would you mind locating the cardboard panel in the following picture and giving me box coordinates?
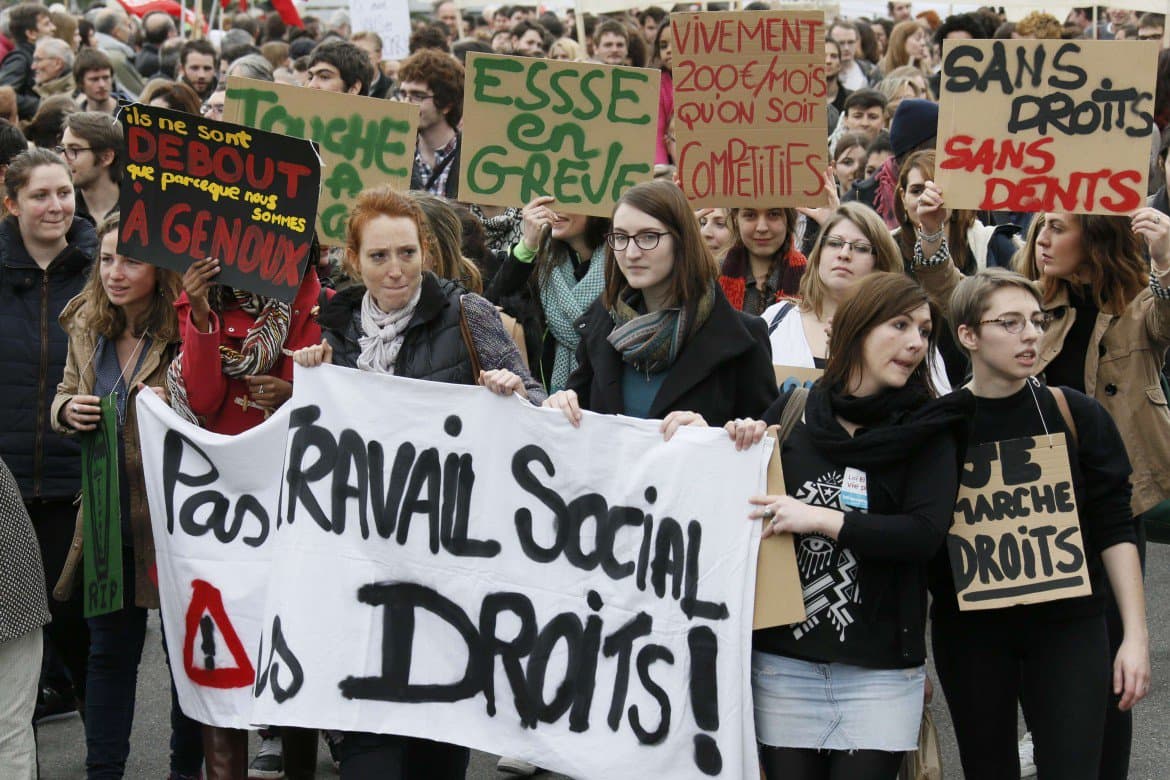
[224,76,418,246]
[948,433,1092,611]
[673,11,830,208]
[773,365,823,393]
[935,39,1159,215]
[458,53,659,218]
[118,103,321,303]
[754,430,808,629]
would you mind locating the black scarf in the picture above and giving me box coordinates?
[803,383,972,468]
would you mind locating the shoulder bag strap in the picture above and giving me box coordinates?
[775,386,810,444]
[1048,386,1078,448]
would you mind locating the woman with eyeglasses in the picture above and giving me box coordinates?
[0,148,97,740]
[915,198,1169,779]
[761,203,950,390]
[728,272,966,780]
[543,180,776,438]
[927,268,1148,780]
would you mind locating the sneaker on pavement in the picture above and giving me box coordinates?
[1018,732,1037,778]
[248,736,284,779]
[33,686,79,724]
[497,756,540,776]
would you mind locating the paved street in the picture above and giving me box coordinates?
[37,544,1170,779]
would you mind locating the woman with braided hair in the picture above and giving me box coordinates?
[168,251,324,778]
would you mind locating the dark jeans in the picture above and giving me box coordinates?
[29,498,90,700]
[84,551,203,777]
[932,610,1110,780]
[1100,519,1147,780]
[336,731,469,780]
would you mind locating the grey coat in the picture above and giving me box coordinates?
[0,456,50,644]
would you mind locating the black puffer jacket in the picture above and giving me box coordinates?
[320,273,476,385]
[0,215,98,498]
[0,40,38,120]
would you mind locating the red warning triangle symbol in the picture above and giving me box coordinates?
[183,579,256,689]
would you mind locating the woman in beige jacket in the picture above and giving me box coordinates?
[51,214,202,780]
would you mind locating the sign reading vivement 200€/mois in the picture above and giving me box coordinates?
[459,52,660,218]
[118,103,321,303]
[935,39,1159,215]
[673,11,829,208]
[224,76,419,246]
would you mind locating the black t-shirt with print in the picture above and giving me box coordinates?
[753,416,960,669]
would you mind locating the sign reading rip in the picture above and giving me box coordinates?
[947,433,1091,610]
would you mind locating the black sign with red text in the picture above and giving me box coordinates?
[118,103,321,303]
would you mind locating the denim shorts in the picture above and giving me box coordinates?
[752,651,925,751]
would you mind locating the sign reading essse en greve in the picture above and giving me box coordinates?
[935,39,1159,215]
[459,52,659,218]
[119,103,321,303]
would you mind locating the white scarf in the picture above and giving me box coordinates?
[356,286,422,374]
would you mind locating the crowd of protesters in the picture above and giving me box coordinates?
[0,1,1166,779]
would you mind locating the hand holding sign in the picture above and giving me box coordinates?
[749,495,844,539]
[519,195,557,252]
[916,180,947,236]
[1131,206,1170,267]
[64,393,104,432]
[291,341,333,368]
[182,257,220,332]
[724,418,767,451]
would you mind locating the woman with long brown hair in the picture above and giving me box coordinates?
[732,273,966,780]
[52,214,194,779]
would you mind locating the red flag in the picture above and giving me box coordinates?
[269,0,302,27]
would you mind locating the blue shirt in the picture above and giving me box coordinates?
[621,365,667,420]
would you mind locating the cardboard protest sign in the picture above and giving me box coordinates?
[673,11,829,208]
[948,433,1092,610]
[224,77,419,245]
[348,0,410,60]
[773,365,822,393]
[119,103,321,303]
[459,52,659,218]
[140,366,769,777]
[935,39,1159,215]
[754,430,807,630]
[137,394,290,727]
[81,394,122,617]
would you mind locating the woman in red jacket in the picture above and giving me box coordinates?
[166,253,324,779]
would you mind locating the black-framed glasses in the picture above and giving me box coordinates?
[823,235,874,255]
[394,89,434,103]
[605,231,670,251]
[53,145,92,161]
[978,315,1051,334]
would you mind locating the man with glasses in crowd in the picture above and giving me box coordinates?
[829,18,877,90]
[58,112,122,224]
[397,47,464,199]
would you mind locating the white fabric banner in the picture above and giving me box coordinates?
[139,364,768,779]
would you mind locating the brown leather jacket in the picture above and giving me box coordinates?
[917,261,1170,516]
[50,294,179,608]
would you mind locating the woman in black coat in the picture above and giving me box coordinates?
[544,180,777,434]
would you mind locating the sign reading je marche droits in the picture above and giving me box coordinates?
[118,103,321,303]
[935,39,1159,215]
[947,433,1091,611]
[459,52,660,218]
[673,11,829,208]
[224,76,419,246]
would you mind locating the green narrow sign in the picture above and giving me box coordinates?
[82,393,123,617]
